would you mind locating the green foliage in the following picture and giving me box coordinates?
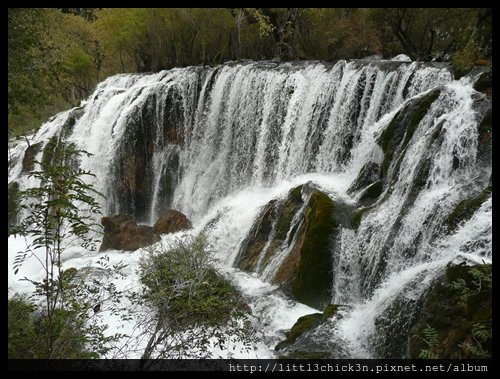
[8,296,37,358]
[8,294,97,359]
[8,9,101,137]
[9,141,128,359]
[13,141,103,270]
[138,234,256,359]
[9,262,129,359]
[415,264,492,359]
[418,325,440,359]
[452,27,487,74]
[447,265,492,299]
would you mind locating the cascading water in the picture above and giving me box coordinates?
[8,59,491,358]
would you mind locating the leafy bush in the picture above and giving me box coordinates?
[139,235,256,359]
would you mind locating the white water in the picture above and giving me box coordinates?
[8,60,490,358]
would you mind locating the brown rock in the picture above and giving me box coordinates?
[100,215,157,251]
[153,209,192,234]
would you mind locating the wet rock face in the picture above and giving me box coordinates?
[347,162,381,195]
[236,183,341,310]
[275,304,347,358]
[153,209,192,234]
[8,181,20,235]
[371,262,491,359]
[100,215,158,251]
[408,263,492,359]
[21,142,43,173]
[284,190,337,309]
[379,89,441,181]
[110,88,184,222]
[236,186,304,272]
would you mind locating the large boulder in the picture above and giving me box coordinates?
[275,304,347,358]
[153,209,192,235]
[277,190,337,309]
[237,183,347,309]
[100,215,158,251]
[236,185,304,272]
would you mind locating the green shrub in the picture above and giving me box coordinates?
[139,235,256,359]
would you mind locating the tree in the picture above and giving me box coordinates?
[8,9,102,137]
[138,235,256,361]
[11,140,122,358]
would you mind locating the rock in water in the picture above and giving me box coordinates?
[153,209,192,234]
[100,215,157,251]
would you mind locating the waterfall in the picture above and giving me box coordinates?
[8,59,491,358]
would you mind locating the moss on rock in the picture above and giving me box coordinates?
[278,351,331,359]
[237,185,304,272]
[289,191,337,309]
[41,136,59,170]
[239,185,345,309]
[447,184,491,233]
[8,181,20,235]
[275,313,323,350]
[373,295,420,358]
[380,90,440,179]
[402,90,440,149]
[348,162,382,195]
[21,142,42,173]
[323,303,341,320]
[351,205,374,230]
[275,303,343,353]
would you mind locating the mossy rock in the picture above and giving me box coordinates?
[476,107,492,166]
[402,91,440,148]
[323,303,341,320]
[41,136,59,170]
[348,162,381,194]
[275,303,343,354]
[8,181,20,235]
[373,295,420,358]
[21,142,43,173]
[289,191,337,309]
[61,267,79,283]
[351,205,374,230]
[472,69,492,94]
[380,90,440,179]
[447,184,491,233]
[275,313,324,350]
[408,263,491,359]
[412,158,431,190]
[60,108,83,139]
[110,87,185,221]
[358,181,383,205]
[236,185,304,272]
[477,108,491,144]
